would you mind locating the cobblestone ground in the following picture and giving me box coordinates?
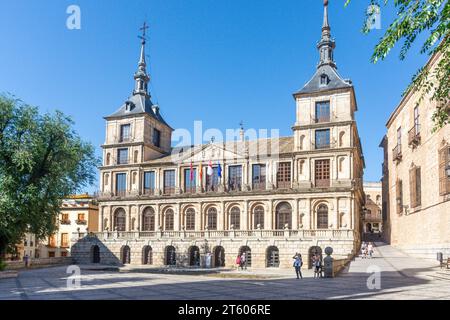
[1,242,449,300]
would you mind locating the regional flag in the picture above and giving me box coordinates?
[207,160,213,176]
[217,162,222,178]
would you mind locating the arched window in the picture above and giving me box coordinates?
[339,157,345,172]
[164,209,174,231]
[317,204,328,229]
[229,207,240,230]
[253,206,264,229]
[276,202,292,229]
[114,208,126,231]
[299,160,305,175]
[142,207,155,231]
[185,208,195,230]
[207,208,217,230]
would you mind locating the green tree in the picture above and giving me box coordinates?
[346,0,449,129]
[0,95,98,259]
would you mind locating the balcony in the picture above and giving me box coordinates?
[60,220,71,225]
[184,186,196,194]
[163,187,175,195]
[314,115,331,123]
[392,145,402,162]
[315,179,330,188]
[252,182,266,191]
[227,183,242,192]
[83,229,356,242]
[142,188,155,196]
[408,125,421,147]
[75,220,87,225]
[276,181,291,189]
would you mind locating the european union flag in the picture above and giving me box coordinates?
[217,162,222,178]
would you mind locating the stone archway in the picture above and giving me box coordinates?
[213,246,225,268]
[188,246,201,267]
[308,246,322,269]
[266,246,280,268]
[165,246,176,266]
[121,245,131,265]
[239,246,252,267]
[91,245,100,264]
[142,246,153,265]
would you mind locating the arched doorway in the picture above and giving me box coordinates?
[189,246,201,267]
[114,208,126,231]
[308,246,322,269]
[165,246,176,266]
[266,246,280,268]
[276,202,292,229]
[91,245,100,264]
[366,223,372,233]
[142,246,153,265]
[121,245,131,265]
[213,246,225,267]
[239,246,252,267]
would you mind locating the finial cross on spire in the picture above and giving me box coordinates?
[324,0,329,6]
[139,22,149,43]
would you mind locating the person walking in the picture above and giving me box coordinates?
[240,252,247,270]
[293,254,303,279]
[312,255,319,279]
[368,242,374,259]
[235,254,241,270]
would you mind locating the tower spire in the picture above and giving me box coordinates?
[133,22,150,96]
[317,0,336,69]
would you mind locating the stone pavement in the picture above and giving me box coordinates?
[1,242,449,300]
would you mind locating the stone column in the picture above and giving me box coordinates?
[155,205,161,230]
[266,200,273,230]
[292,200,298,229]
[242,201,248,230]
[175,203,181,231]
[109,206,113,231]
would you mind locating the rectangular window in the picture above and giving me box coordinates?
[315,159,330,188]
[77,213,85,221]
[61,233,69,248]
[48,252,55,258]
[315,129,331,149]
[48,235,56,248]
[153,128,161,148]
[120,124,131,142]
[396,179,403,214]
[117,148,129,165]
[397,127,402,148]
[228,166,242,191]
[61,213,69,223]
[164,170,175,195]
[439,146,450,195]
[206,167,219,192]
[315,101,330,123]
[184,168,197,193]
[116,173,127,196]
[277,162,291,189]
[143,171,155,195]
[409,166,422,208]
[252,164,266,190]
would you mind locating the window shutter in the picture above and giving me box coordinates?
[396,179,403,214]
[416,167,421,206]
[409,167,416,208]
[439,146,449,195]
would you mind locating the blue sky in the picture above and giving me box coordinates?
[0,0,430,193]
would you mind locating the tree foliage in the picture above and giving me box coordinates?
[346,0,449,129]
[0,95,98,257]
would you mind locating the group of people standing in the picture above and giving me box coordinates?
[361,242,374,259]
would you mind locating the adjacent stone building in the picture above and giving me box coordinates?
[72,2,365,268]
[362,182,382,234]
[40,195,99,258]
[381,50,450,260]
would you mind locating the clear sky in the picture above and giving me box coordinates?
[0,0,430,193]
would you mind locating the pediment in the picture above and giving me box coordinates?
[171,143,246,164]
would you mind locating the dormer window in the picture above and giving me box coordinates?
[125,101,135,112]
[320,74,330,86]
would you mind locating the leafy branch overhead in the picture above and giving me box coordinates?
[346,0,449,129]
[0,95,99,257]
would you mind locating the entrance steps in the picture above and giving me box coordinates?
[430,268,450,281]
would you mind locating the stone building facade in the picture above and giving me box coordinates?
[72,2,365,268]
[362,182,382,233]
[41,195,98,258]
[381,50,450,260]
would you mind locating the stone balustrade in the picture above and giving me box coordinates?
[72,229,356,242]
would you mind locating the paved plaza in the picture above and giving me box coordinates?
[1,243,449,300]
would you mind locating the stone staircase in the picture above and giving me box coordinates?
[430,268,450,281]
